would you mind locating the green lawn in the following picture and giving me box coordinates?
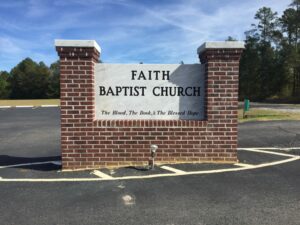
[238,109,300,122]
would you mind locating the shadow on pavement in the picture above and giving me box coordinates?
[0,155,61,171]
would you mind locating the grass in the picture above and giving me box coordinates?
[238,109,300,123]
[0,99,60,106]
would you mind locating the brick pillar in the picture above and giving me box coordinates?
[198,42,244,162]
[55,40,100,170]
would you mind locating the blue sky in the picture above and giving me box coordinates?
[0,0,290,71]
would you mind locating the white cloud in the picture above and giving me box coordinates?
[0,35,57,71]
[101,0,291,64]
[26,0,50,17]
[0,37,23,54]
[0,0,291,70]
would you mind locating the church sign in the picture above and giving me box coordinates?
[95,64,205,120]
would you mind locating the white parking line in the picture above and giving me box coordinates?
[0,161,60,169]
[0,148,299,182]
[160,166,186,174]
[0,106,11,108]
[239,148,297,158]
[239,147,300,150]
[1,156,299,182]
[253,156,300,168]
[91,170,113,179]
[234,163,254,168]
[52,161,62,166]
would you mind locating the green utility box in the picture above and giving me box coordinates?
[244,99,250,112]
[243,99,250,118]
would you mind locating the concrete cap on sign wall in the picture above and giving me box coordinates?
[197,41,245,55]
[54,39,101,53]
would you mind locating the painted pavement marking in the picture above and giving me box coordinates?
[240,147,300,150]
[51,161,62,166]
[0,161,61,169]
[160,165,186,174]
[234,163,254,168]
[238,148,297,158]
[0,148,299,182]
[91,170,113,179]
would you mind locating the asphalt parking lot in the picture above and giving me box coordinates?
[0,107,300,225]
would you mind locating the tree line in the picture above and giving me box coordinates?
[0,0,299,101]
[239,0,300,102]
[0,58,59,99]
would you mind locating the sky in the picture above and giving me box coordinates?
[0,0,291,71]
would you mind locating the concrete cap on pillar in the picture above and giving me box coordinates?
[54,39,101,53]
[197,41,244,55]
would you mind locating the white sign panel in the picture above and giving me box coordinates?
[94,64,205,120]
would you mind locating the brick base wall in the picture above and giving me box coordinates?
[56,43,243,170]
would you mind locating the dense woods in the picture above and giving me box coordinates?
[0,0,299,101]
[0,59,60,99]
[239,0,300,102]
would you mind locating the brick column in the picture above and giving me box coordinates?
[55,40,100,170]
[198,42,244,162]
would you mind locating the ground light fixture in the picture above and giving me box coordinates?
[149,145,158,170]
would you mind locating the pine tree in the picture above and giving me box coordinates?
[0,71,10,99]
[10,58,50,99]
